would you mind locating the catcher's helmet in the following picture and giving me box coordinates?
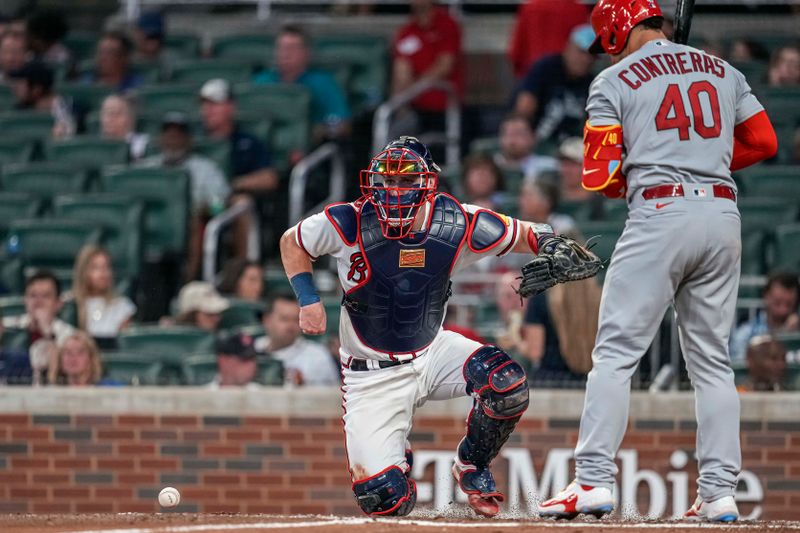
[589,0,663,55]
[360,136,440,239]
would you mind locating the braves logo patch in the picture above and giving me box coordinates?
[399,249,426,268]
[347,252,367,282]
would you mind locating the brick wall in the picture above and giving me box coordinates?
[0,389,798,519]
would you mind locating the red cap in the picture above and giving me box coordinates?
[589,0,663,55]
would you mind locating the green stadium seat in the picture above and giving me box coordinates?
[737,165,800,197]
[170,60,253,85]
[559,200,593,222]
[741,229,767,275]
[57,83,113,114]
[313,34,388,112]
[135,85,199,116]
[212,34,274,68]
[1,164,90,207]
[501,168,525,193]
[0,85,14,112]
[164,33,202,59]
[235,84,311,169]
[0,112,54,142]
[0,137,36,166]
[729,62,768,88]
[101,352,165,385]
[0,192,44,240]
[260,358,285,386]
[181,353,218,385]
[776,332,800,352]
[219,299,264,331]
[0,327,28,350]
[772,224,800,272]
[577,220,625,265]
[44,137,129,169]
[0,295,25,319]
[118,326,216,356]
[101,167,189,259]
[738,197,798,231]
[193,138,232,177]
[469,137,499,156]
[64,33,98,62]
[53,194,144,280]
[601,201,630,222]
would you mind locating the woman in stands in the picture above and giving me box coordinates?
[47,331,105,386]
[217,258,264,302]
[70,245,136,346]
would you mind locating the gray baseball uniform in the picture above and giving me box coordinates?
[574,39,764,502]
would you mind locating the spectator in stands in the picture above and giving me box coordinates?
[730,272,800,362]
[132,11,170,67]
[208,332,262,389]
[494,271,526,357]
[82,31,144,93]
[768,45,800,87]
[47,331,105,386]
[556,136,593,203]
[519,178,577,235]
[728,38,770,63]
[0,31,28,83]
[523,246,601,387]
[26,10,72,69]
[738,335,787,392]
[513,24,596,144]
[139,111,230,280]
[253,25,351,144]
[461,154,505,211]
[494,113,557,177]
[200,79,278,257]
[390,0,463,136]
[99,94,149,161]
[254,293,339,386]
[507,0,589,79]
[218,258,264,302]
[69,245,136,343]
[173,281,229,332]
[7,60,75,138]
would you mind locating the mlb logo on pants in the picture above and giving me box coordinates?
[693,188,707,198]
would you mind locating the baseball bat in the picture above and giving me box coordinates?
[672,0,696,45]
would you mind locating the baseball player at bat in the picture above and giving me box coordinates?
[280,136,599,517]
[538,0,778,522]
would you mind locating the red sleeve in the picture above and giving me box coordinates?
[730,110,778,171]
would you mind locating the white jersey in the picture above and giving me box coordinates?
[296,198,521,362]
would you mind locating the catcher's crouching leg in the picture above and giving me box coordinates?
[454,346,529,516]
[352,466,417,517]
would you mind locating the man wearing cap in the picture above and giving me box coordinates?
[7,60,75,138]
[139,113,230,280]
[513,24,597,143]
[208,333,263,389]
[556,137,592,202]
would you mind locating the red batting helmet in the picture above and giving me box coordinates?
[589,0,663,55]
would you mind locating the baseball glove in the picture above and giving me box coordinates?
[517,236,602,298]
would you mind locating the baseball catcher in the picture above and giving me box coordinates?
[280,136,599,517]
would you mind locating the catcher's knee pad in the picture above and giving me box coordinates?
[460,346,529,469]
[352,466,417,517]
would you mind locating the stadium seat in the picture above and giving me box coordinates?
[737,166,800,198]
[738,197,799,231]
[0,137,36,166]
[468,137,500,156]
[0,164,90,207]
[101,167,189,259]
[164,33,202,59]
[193,138,232,177]
[235,84,311,169]
[101,352,165,385]
[181,353,218,385]
[773,224,800,272]
[118,326,216,357]
[0,112,54,142]
[53,193,144,280]
[219,299,264,331]
[0,327,28,350]
[741,229,767,275]
[135,85,199,116]
[559,200,594,222]
[776,332,800,352]
[44,137,129,169]
[63,33,98,62]
[313,34,388,112]
[0,295,25,319]
[577,220,625,267]
[0,192,44,240]
[170,59,253,85]
[57,83,113,114]
[0,85,14,112]
[212,34,274,68]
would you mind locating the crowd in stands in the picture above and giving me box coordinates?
[0,1,798,390]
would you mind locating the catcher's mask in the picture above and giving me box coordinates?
[360,136,440,239]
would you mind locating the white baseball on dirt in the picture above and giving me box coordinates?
[158,487,181,508]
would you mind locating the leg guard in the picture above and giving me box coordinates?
[352,466,417,516]
[459,346,529,469]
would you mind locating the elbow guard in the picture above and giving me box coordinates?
[582,122,627,199]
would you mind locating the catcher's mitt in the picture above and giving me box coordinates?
[517,236,602,298]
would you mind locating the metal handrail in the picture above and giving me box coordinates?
[288,141,346,225]
[202,197,260,282]
[372,79,461,169]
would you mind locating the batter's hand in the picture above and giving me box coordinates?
[299,302,326,335]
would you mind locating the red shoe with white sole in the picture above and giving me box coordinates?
[452,457,503,517]
[537,480,614,519]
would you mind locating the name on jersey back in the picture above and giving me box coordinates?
[618,51,726,90]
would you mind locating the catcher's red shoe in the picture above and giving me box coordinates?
[537,480,614,519]
[452,458,503,518]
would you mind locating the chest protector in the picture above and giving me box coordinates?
[344,194,467,354]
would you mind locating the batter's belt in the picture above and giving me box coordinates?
[641,183,736,201]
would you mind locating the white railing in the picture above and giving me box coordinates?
[288,141,346,225]
[202,197,260,282]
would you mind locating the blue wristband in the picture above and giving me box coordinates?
[290,272,321,307]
